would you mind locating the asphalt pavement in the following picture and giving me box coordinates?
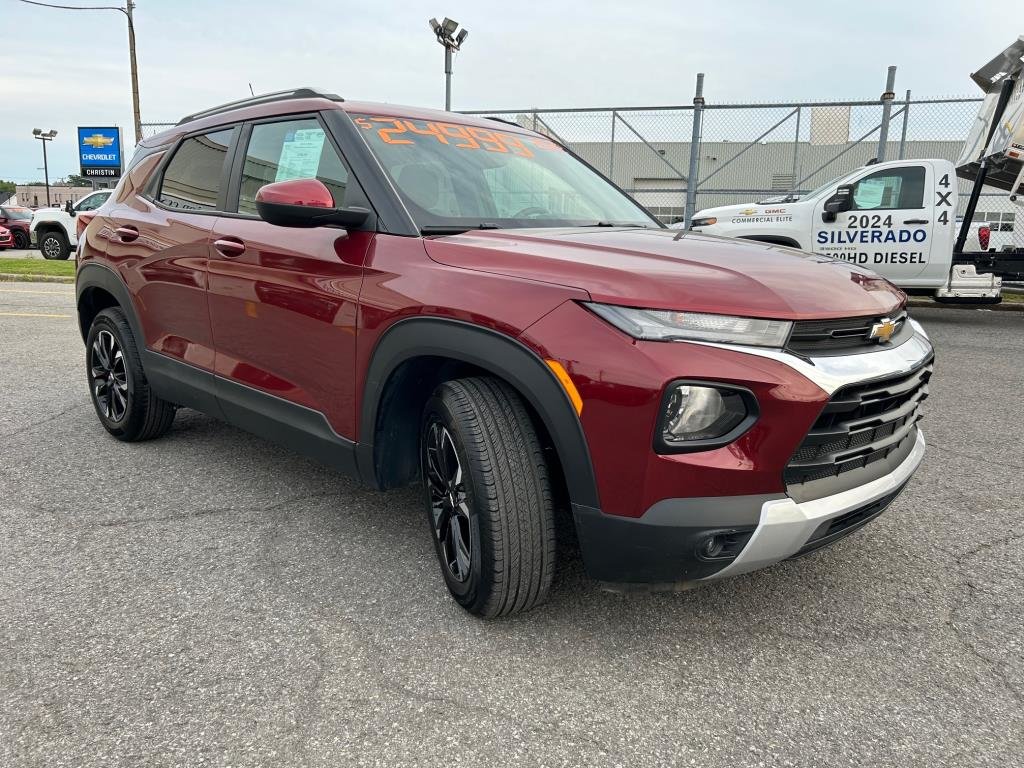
[1,285,1022,767]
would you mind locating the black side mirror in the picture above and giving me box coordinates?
[822,184,853,222]
[254,179,369,229]
[65,200,75,216]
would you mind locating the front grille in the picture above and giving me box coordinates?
[785,357,932,494]
[787,311,908,354]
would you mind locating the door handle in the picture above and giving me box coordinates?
[903,219,929,225]
[115,225,139,242]
[213,237,246,257]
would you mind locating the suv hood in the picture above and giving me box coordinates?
[424,228,903,320]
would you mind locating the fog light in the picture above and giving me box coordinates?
[700,535,725,558]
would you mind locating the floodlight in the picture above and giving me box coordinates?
[442,17,458,34]
[456,29,468,45]
[33,128,42,135]
[429,17,440,32]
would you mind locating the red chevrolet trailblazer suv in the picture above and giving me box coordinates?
[77,88,933,617]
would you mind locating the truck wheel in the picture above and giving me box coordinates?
[40,231,70,260]
[420,377,556,618]
[86,307,176,441]
[13,230,29,250]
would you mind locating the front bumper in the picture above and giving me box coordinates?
[573,428,923,585]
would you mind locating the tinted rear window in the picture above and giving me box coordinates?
[157,129,234,211]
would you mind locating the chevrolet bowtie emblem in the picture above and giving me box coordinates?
[869,317,897,343]
[83,134,115,149]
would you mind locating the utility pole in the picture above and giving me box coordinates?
[32,129,58,207]
[126,1,142,144]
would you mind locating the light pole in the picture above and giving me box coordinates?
[429,17,468,111]
[32,129,58,207]
[19,0,143,145]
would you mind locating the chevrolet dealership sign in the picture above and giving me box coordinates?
[77,127,123,178]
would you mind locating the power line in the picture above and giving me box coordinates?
[17,0,126,14]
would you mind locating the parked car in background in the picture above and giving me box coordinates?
[0,225,13,250]
[30,189,113,260]
[0,205,33,249]
[76,88,933,618]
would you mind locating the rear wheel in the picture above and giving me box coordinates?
[39,230,69,260]
[420,377,556,618]
[86,307,176,441]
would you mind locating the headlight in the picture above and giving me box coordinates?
[690,216,717,227]
[657,382,756,452]
[586,303,792,347]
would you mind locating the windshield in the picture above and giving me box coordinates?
[352,114,659,232]
[3,207,33,220]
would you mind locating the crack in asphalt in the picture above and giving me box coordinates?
[947,530,1024,706]
[0,402,89,440]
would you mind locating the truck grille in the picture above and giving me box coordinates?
[787,311,908,354]
[785,357,932,494]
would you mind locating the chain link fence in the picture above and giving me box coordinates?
[142,75,1022,250]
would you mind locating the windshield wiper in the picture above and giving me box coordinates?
[577,221,651,228]
[420,223,502,235]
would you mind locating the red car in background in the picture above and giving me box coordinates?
[75,88,932,618]
[0,206,33,249]
[0,225,13,249]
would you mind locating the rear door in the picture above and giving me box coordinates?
[811,162,935,283]
[207,115,373,440]
[102,126,236,372]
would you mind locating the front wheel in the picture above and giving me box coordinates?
[12,229,30,250]
[39,230,70,260]
[421,377,556,618]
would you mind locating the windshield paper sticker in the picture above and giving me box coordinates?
[275,128,326,182]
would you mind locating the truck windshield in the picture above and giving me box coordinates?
[352,113,658,233]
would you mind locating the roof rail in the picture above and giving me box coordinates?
[484,116,529,130]
[176,87,344,126]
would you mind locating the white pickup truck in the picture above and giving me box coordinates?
[682,157,1003,301]
[30,189,112,260]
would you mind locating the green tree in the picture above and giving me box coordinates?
[64,174,91,186]
[0,179,15,198]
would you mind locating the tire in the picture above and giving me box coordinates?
[12,229,29,250]
[39,230,70,260]
[85,307,176,441]
[420,377,556,618]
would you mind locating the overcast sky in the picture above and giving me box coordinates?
[0,0,1012,183]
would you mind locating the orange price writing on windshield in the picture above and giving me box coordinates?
[353,116,561,157]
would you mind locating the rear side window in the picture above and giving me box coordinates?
[157,128,234,211]
[236,119,349,215]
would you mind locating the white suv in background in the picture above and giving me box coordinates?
[30,189,112,260]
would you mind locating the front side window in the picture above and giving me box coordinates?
[76,191,111,211]
[236,119,349,215]
[157,128,234,212]
[851,166,925,210]
[352,113,657,232]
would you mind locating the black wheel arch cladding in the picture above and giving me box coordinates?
[359,317,600,511]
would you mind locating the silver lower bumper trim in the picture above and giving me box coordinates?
[704,428,926,580]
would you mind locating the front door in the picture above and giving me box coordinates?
[207,116,372,440]
[812,162,935,283]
